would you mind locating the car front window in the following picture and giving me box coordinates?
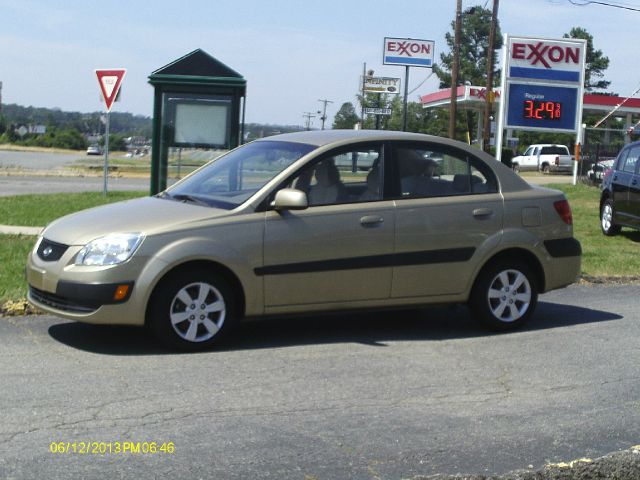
[163,141,315,209]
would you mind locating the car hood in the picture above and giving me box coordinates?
[42,196,230,245]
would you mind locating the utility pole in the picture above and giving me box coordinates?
[448,0,462,140]
[360,63,367,126]
[482,0,499,153]
[317,99,333,130]
[0,81,3,115]
[302,112,316,130]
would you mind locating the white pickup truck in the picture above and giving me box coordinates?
[511,144,574,174]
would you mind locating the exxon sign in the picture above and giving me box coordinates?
[383,38,435,67]
[508,37,585,84]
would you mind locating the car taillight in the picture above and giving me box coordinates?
[555,156,560,166]
[554,199,573,225]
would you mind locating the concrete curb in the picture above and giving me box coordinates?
[0,224,42,235]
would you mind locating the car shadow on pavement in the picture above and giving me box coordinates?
[46,300,623,355]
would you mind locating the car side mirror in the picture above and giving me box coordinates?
[273,188,308,211]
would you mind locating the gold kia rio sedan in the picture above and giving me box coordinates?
[26,131,581,350]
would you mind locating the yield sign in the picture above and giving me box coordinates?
[95,69,126,111]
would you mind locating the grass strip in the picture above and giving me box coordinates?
[0,191,147,227]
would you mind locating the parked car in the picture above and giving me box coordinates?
[86,144,103,156]
[600,141,640,235]
[26,131,581,351]
[587,159,614,184]
[511,144,574,174]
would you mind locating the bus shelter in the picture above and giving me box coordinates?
[148,49,246,194]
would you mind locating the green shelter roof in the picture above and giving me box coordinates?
[148,49,246,88]
[151,49,243,78]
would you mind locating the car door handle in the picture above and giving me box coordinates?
[473,208,494,218]
[360,215,384,226]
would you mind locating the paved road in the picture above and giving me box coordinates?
[0,149,574,198]
[0,150,151,196]
[1,283,638,479]
[0,150,82,170]
[0,174,150,196]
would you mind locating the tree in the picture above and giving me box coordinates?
[563,27,610,92]
[434,5,503,88]
[432,5,502,143]
[332,102,360,129]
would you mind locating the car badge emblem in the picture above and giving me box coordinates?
[42,246,53,257]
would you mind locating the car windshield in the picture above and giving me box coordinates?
[162,140,315,209]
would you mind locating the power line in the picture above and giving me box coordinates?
[567,0,640,11]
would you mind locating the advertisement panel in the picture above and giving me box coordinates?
[507,38,584,83]
[383,38,435,67]
[499,35,586,133]
[362,76,401,94]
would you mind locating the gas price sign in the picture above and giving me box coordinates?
[523,100,561,121]
[506,83,578,132]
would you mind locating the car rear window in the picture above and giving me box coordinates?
[540,146,567,155]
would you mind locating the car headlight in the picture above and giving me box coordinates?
[75,233,144,266]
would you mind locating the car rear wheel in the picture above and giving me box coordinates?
[149,269,236,351]
[541,164,550,174]
[470,260,538,331]
[600,199,621,236]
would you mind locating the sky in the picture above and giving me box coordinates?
[0,0,638,128]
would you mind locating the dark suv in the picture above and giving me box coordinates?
[600,141,640,235]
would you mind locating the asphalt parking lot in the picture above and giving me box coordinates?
[1,283,639,479]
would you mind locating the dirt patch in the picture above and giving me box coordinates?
[412,445,640,479]
[0,299,40,316]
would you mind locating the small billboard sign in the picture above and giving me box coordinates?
[383,38,435,67]
[362,76,401,94]
[364,107,392,116]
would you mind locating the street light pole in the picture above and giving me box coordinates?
[448,0,462,140]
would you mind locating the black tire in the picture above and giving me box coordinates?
[148,268,236,351]
[600,198,621,236]
[512,163,520,174]
[541,163,550,174]
[470,260,538,331]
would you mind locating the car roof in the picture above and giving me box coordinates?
[255,129,458,148]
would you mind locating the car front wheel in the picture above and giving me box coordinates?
[470,260,538,331]
[149,269,236,351]
[601,199,621,236]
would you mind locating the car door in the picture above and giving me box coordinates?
[390,142,503,298]
[611,145,639,223]
[628,146,640,226]
[261,144,395,310]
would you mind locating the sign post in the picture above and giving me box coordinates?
[383,38,434,131]
[496,36,586,184]
[95,69,126,195]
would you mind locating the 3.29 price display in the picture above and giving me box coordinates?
[523,100,562,121]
